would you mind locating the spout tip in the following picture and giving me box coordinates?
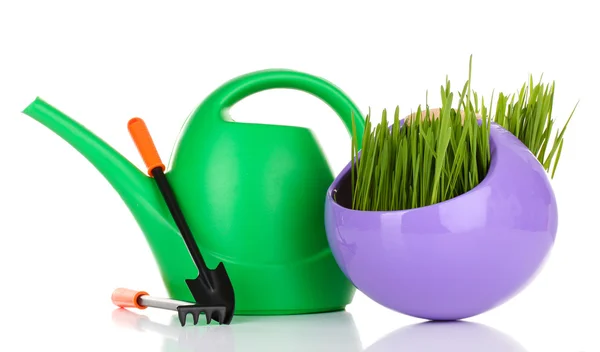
[21,96,46,115]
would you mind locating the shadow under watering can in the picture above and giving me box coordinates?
[21,69,366,315]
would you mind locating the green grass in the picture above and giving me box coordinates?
[493,76,578,178]
[347,59,575,212]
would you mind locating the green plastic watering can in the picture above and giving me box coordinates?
[22,69,365,315]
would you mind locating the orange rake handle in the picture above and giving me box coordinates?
[127,117,165,176]
[111,288,149,310]
[111,288,192,312]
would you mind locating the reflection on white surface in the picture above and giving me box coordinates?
[112,309,527,351]
[112,308,363,351]
[366,321,528,352]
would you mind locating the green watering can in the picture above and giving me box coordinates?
[22,69,366,315]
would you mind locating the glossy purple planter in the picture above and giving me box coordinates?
[325,121,557,320]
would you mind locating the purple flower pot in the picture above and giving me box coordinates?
[324,121,557,320]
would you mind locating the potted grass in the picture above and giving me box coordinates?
[325,59,576,321]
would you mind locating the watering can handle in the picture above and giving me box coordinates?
[204,69,366,148]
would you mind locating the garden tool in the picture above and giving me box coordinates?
[112,287,221,326]
[127,117,234,325]
[21,69,365,315]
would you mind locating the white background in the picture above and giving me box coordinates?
[1,0,599,351]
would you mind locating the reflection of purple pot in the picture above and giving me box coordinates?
[325,121,557,320]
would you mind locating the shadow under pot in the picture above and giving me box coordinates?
[324,121,558,321]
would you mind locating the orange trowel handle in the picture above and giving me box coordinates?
[127,117,165,176]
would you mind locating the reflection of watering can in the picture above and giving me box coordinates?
[112,309,362,352]
[22,69,366,315]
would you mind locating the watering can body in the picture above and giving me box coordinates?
[22,69,365,315]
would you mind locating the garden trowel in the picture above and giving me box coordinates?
[127,117,235,325]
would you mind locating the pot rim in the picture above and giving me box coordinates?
[327,121,510,214]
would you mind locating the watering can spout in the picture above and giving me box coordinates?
[21,97,157,216]
[21,98,196,296]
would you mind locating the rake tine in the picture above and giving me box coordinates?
[178,310,188,326]
[192,311,200,325]
[217,309,226,324]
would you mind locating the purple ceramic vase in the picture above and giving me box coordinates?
[324,121,557,320]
